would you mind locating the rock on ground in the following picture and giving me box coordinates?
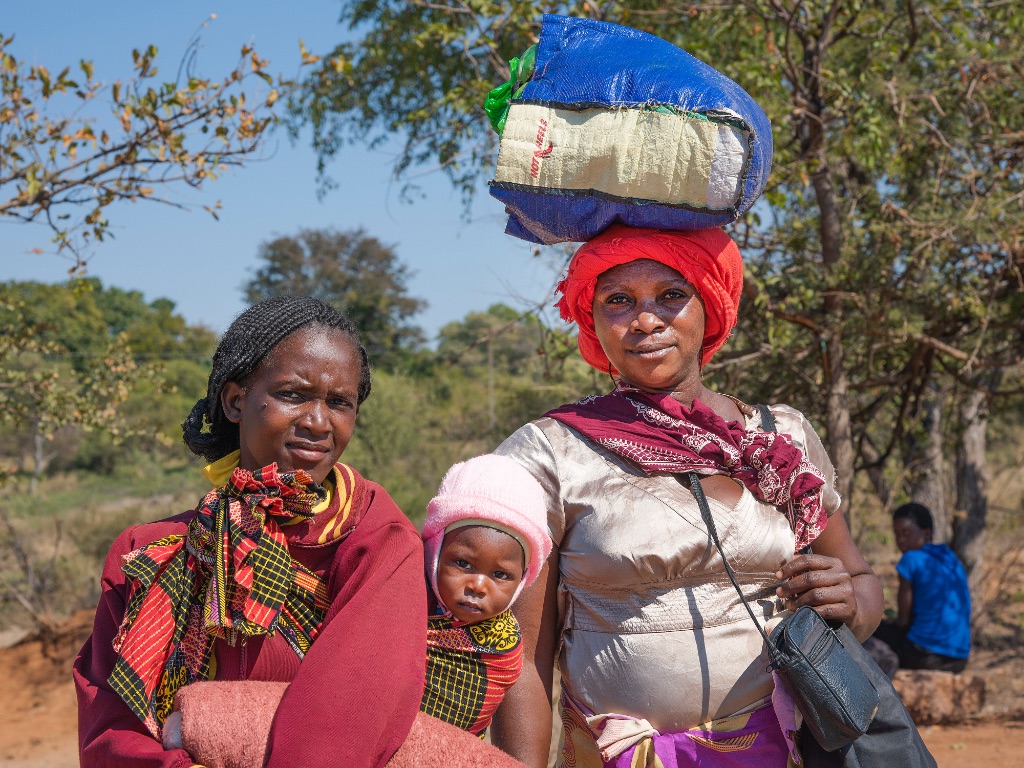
[893,669,986,725]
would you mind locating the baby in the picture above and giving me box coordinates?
[419,453,551,737]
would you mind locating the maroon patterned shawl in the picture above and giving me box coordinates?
[546,388,828,549]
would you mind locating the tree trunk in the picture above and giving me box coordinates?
[31,426,47,495]
[951,385,991,602]
[811,163,855,528]
[907,386,949,541]
[860,440,893,512]
[823,332,855,526]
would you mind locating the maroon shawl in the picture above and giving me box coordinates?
[546,388,828,549]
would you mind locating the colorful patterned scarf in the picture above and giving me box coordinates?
[546,388,828,549]
[421,609,523,736]
[109,464,331,737]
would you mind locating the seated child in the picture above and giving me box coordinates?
[419,453,551,737]
[872,502,971,673]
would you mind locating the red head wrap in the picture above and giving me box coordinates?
[555,225,744,371]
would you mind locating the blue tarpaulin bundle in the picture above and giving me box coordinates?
[487,15,773,245]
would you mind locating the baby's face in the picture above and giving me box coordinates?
[435,525,525,624]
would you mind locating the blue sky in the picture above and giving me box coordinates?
[1,2,562,341]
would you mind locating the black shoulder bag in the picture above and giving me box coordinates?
[680,404,937,767]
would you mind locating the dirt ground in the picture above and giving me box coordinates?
[2,613,1021,768]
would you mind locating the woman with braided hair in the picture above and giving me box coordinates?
[74,296,435,768]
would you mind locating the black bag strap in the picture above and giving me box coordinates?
[679,404,782,664]
[683,471,779,664]
[755,402,776,433]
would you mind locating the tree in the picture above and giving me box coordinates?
[286,1,507,202]
[0,278,219,628]
[243,228,427,368]
[437,303,570,431]
[1,30,282,267]
[90,285,215,365]
[438,304,538,375]
[0,279,217,477]
[292,2,1024,583]
[1,26,283,465]
[0,293,136,626]
[73,281,217,467]
[0,28,286,630]
[0,290,140,491]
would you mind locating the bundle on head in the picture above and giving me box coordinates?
[487,14,773,245]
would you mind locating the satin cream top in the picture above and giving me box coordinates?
[495,403,840,732]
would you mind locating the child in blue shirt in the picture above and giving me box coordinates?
[873,502,971,672]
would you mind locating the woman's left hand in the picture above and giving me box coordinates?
[774,512,883,641]
[775,552,859,625]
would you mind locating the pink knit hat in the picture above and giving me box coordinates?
[423,454,552,613]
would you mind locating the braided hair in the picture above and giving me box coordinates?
[182,296,371,462]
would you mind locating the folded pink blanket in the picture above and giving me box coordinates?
[178,681,286,768]
[175,680,527,768]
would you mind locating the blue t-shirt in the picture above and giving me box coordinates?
[896,543,971,659]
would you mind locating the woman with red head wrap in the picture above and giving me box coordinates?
[489,226,883,768]
[556,224,744,371]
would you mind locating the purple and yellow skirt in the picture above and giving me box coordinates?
[559,685,798,768]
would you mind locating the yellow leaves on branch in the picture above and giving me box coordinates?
[61,125,96,147]
[250,50,270,74]
[34,64,51,93]
[299,39,321,66]
[1,33,281,259]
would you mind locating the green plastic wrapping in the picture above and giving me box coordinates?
[483,44,537,135]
